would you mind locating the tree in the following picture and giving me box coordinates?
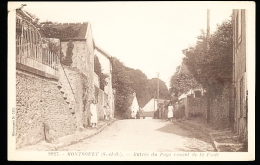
[170,64,201,96]
[182,18,233,95]
[126,67,171,108]
[62,40,74,66]
[147,78,171,101]
[111,57,133,119]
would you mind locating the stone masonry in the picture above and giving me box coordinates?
[16,70,77,149]
[210,82,231,129]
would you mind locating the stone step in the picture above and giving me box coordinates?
[63,93,67,99]
[69,102,72,109]
[60,87,64,93]
[57,82,62,88]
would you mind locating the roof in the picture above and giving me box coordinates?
[140,111,154,117]
[128,93,139,106]
[95,45,112,59]
[142,98,170,112]
[178,61,190,74]
[40,22,88,41]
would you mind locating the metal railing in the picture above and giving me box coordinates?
[16,16,59,78]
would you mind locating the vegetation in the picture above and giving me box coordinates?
[170,18,233,97]
[111,57,133,119]
[111,57,170,119]
[61,40,74,66]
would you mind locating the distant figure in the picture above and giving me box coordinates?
[90,99,98,128]
[103,105,107,120]
[131,111,136,119]
[136,111,140,119]
[106,103,111,120]
[168,103,174,122]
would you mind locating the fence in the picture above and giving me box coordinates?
[16,16,59,78]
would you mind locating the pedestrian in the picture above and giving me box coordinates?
[103,105,107,120]
[168,103,174,122]
[90,99,98,128]
[105,103,110,120]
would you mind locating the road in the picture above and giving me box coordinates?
[59,119,215,152]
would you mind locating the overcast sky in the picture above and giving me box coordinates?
[10,2,236,88]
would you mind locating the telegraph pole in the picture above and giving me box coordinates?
[206,9,210,124]
[157,72,160,118]
[154,91,156,112]
[157,72,159,101]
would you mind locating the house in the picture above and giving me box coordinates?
[40,21,98,124]
[129,92,140,118]
[141,98,169,119]
[142,98,166,112]
[140,111,154,119]
[94,45,115,119]
[232,9,247,141]
[41,21,95,77]
[15,9,99,149]
[174,59,205,119]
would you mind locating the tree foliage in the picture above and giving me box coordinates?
[62,40,74,66]
[111,57,133,119]
[111,57,170,118]
[172,18,233,96]
[170,68,201,96]
[126,68,170,108]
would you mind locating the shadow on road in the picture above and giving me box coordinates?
[156,122,211,144]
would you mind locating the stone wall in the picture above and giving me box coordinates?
[210,82,231,129]
[16,70,77,149]
[187,95,207,118]
[62,66,93,128]
[94,85,109,121]
[184,83,231,129]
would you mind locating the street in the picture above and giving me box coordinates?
[59,119,215,152]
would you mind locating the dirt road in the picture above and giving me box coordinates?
[59,119,214,152]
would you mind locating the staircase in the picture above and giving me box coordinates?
[57,64,76,112]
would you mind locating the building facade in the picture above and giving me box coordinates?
[232,9,247,141]
[94,45,115,119]
[15,9,100,149]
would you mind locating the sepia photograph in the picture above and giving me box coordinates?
[8,1,255,161]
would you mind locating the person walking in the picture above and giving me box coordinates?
[168,103,174,122]
[90,99,98,128]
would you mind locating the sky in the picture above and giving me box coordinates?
[10,2,234,88]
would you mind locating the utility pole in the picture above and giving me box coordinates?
[206,9,210,124]
[154,91,156,112]
[157,72,159,101]
[157,72,160,118]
